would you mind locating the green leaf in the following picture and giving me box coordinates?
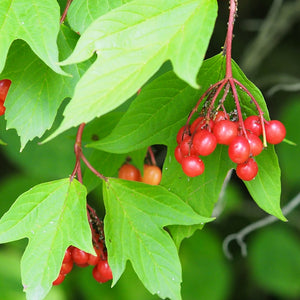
[68,0,133,34]
[0,0,65,75]
[0,179,94,300]
[103,178,212,300]
[162,145,234,246]
[2,25,89,149]
[87,55,225,153]
[46,0,218,140]
[244,146,286,221]
[0,138,7,145]
[231,60,285,221]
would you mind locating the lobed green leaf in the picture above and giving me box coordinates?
[103,178,212,300]
[0,0,64,75]
[45,0,218,141]
[0,179,94,300]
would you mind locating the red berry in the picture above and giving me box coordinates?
[244,116,262,136]
[214,111,228,122]
[265,120,286,144]
[0,79,11,103]
[63,247,72,263]
[228,136,250,164]
[213,120,238,145]
[192,129,217,156]
[190,117,204,133]
[0,104,6,116]
[176,125,190,144]
[236,158,258,181]
[247,133,263,156]
[174,145,183,163]
[93,260,113,283]
[118,164,141,181]
[60,261,73,275]
[181,156,205,177]
[141,165,162,185]
[180,136,198,156]
[88,253,100,266]
[71,247,89,265]
[53,273,65,286]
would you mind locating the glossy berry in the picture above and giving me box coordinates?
[228,136,250,164]
[244,115,262,136]
[247,133,263,156]
[192,129,217,156]
[174,145,183,163]
[53,273,65,286]
[0,104,5,116]
[190,117,204,133]
[265,120,286,144]
[213,120,238,145]
[181,156,205,177]
[60,261,73,275]
[180,136,198,156]
[88,253,100,266]
[214,111,229,123]
[236,158,258,181]
[142,165,162,185]
[118,164,141,181]
[63,247,72,263]
[176,125,190,144]
[0,79,11,103]
[93,260,113,283]
[71,247,89,265]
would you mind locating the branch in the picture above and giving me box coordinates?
[222,192,300,259]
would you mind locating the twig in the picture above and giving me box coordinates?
[222,192,300,259]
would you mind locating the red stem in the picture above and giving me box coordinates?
[147,147,157,166]
[225,0,237,79]
[60,0,73,24]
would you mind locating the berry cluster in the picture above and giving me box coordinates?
[175,112,286,181]
[0,79,11,116]
[118,163,162,185]
[53,206,112,286]
[53,245,112,285]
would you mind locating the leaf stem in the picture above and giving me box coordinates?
[60,0,73,24]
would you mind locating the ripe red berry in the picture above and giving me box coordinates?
[265,120,286,144]
[180,136,198,156]
[174,145,183,163]
[88,253,100,266]
[228,136,250,164]
[214,111,229,123]
[63,247,72,263]
[0,104,6,116]
[141,165,162,185]
[60,261,73,275]
[0,79,11,103]
[181,156,205,177]
[213,120,238,145]
[236,158,258,181]
[118,164,141,181]
[71,247,89,265]
[93,260,113,283]
[176,125,190,144]
[53,273,65,286]
[247,133,263,156]
[190,117,204,133]
[244,115,262,136]
[192,129,217,156]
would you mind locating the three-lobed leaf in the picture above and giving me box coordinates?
[45,0,218,141]
[0,178,94,300]
[0,0,64,75]
[103,178,212,300]
[1,25,90,149]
